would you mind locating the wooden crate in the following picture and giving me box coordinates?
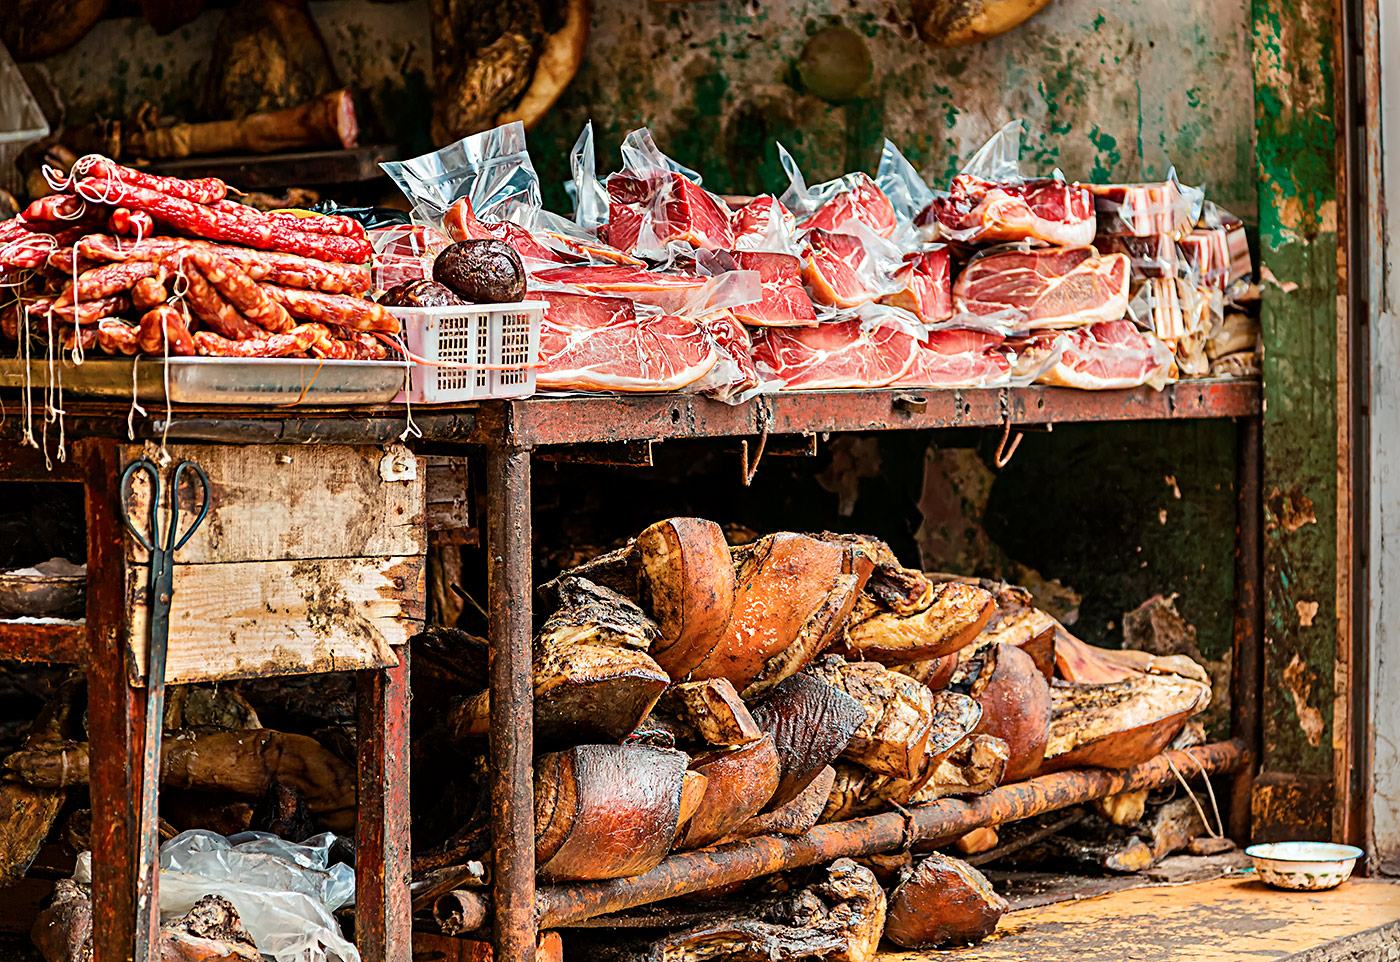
[120,442,425,684]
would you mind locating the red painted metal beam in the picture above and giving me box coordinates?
[357,651,413,962]
[0,621,85,665]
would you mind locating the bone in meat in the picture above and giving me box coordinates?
[658,679,763,748]
[636,517,737,678]
[950,643,1051,783]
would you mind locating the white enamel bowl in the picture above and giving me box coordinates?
[1244,841,1365,891]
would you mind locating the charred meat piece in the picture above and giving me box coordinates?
[950,643,1051,783]
[689,533,872,697]
[534,744,688,881]
[658,678,763,748]
[637,518,737,678]
[884,853,1007,948]
[434,239,526,303]
[674,734,781,850]
[804,656,936,780]
[751,673,867,810]
[721,765,836,843]
[834,578,995,664]
[1041,673,1210,773]
[538,576,660,650]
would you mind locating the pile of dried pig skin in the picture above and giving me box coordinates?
[413,519,1213,956]
[0,157,397,360]
[383,120,1260,400]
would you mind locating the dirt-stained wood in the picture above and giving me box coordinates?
[120,443,425,565]
[125,555,422,683]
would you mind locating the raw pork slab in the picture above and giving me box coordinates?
[729,250,817,327]
[953,247,1130,329]
[879,249,953,323]
[800,173,897,238]
[894,329,1010,388]
[1011,320,1173,390]
[443,197,574,266]
[607,170,734,253]
[917,175,1095,247]
[533,265,709,313]
[753,319,920,390]
[537,291,719,393]
[801,229,878,309]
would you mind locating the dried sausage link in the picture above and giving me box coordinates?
[185,249,293,333]
[193,323,327,358]
[95,318,140,355]
[53,261,163,308]
[77,157,227,204]
[22,195,86,223]
[137,304,197,356]
[132,276,170,310]
[76,236,372,294]
[210,201,367,239]
[260,284,399,334]
[72,179,372,263]
[176,259,263,341]
[37,294,131,327]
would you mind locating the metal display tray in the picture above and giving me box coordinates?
[0,357,406,405]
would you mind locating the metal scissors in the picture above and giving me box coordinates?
[119,456,211,959]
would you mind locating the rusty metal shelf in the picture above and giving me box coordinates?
[0,619,85,664]
[4,379,1260,449]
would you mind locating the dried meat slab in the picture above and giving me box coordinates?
[1011,320,1173,390]
[917,175,1095,247]
[953,246,1131,328]
[800,173,898,238]
[606,170,735,252]
[801,229,879,309]
[879,248,953,322]
[753,319,920,390]
[1088,180,1199,240]
[893,328,1011,388]
[536,291,719,393]
[1041,672,1210,773]
[884,853,1007,948]
[729,250,818,326]
[533,265,709,313]
[733,195,796,249]
[750,672,868,809]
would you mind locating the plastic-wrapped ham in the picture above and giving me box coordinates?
[694,309,763,402]
[799,173,898,239]
[753,318,920,390]
[443,196,576,266]
[606,170,734,253]
[801,229,880,309]
[732,196,796,250]
[953,247,1131,329]
[917,175,1096,248]
[532,265,711,313]
[1009,320,1174,390]
[879,249,952,323]
[728,250,817,327]
[536,291,719,393]
[894,329,1010,388]
[1087,179,1204,240]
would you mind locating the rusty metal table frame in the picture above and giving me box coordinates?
[0,379,1263,962]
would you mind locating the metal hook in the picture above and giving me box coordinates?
[994,391,1022,468]
[741,397,773,486]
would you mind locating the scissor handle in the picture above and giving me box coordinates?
[167,460,212,552]
[118,458,161,554]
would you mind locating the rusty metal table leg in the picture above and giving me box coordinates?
[486,444,535,962]
[1230,417,1263,841]
[81,438,156,962]
[357,650,412,962]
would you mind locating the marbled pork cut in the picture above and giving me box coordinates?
[880,249,953,322]
[606,170,734,252]
[729,250,817,326]
[533,265,709,313]
[753,319,920,390]
[917,175,1096,247]
[895,329,1010,388]
[800,173,898,238]
[537,291,719,392]
[732,195,796,249]
[953,247,1131,328]
[801,229,878,309]
[1011,320,1173,390]
[696,309,762,400]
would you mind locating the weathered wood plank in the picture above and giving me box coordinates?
[1251,0,1348,839]
[120,443,425,565]
[125,555,423,684]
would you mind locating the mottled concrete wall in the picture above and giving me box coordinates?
[36,0,1253,213]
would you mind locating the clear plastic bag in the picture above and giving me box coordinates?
[1086,169,1204,240]
[605,128,734,257]
[875,139,936,231]
[368,223,452,289]
[381,121,541,231]
[567,121,610,231]
[959,119,1025,184]
[776,144,898,241]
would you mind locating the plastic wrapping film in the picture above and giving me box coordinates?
[1087,170,1204,241]
[368,224,451,289]
[951,242,1132,331]
[1181,201,1252,301]
[605,128,734,257]
[75,830,357,962]
[381,122,541,232]
[1008,320,1175,391]
[567,121,611,231]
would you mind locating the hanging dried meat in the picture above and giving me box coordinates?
[750,672,868,809]
[834,574,995,664]
[1041,672,1210,773]
[673,734,781,849]
[883,853,1008,948]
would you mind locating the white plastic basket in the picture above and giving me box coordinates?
[389,300,543,403]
